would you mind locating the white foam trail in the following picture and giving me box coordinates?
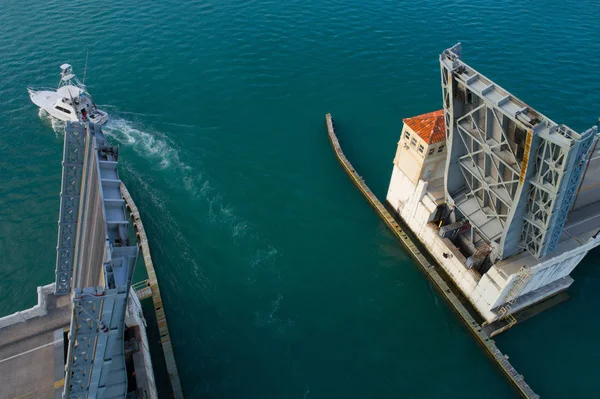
[269,294,283,319]
[104,117,189,171]
[108,118,279,270]
[255,293,295,334]
[120,162,214,296]
[37,108,65,134]
[255,294,282,326]
[250,245,282,280]
[183,173,251,236]
[105,117,244,232]
[251,246,279,268]
[233,221,248,238]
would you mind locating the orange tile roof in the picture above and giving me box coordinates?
[403,109,446,145]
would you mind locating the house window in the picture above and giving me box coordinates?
[428,148,435,155]
[405,132,411,140]
[438,144,445,152]
[418,144,424,154]
[411,138,417,147]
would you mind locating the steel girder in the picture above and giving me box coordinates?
[522,126,597,257]
[55,123,87,295]
[440,44,598,260]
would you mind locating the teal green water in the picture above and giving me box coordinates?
[1,1,599,398]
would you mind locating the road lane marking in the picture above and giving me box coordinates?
[0,339,61,364]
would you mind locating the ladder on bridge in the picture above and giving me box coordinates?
[132,280,153,300]
[487,267,532,335]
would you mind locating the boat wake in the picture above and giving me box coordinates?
[106,118,281,286]
[104,117,255,240]
[120,162,214,297]
[255,293,295,334]
[37,108,65,134]
[104,117,188,171]
[251,246,279,269]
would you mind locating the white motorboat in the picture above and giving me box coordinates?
[28,64,108,125]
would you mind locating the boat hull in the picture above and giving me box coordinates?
[28,88,109,126]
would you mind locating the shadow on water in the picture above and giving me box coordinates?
[141,299,175,398]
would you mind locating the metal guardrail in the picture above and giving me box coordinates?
[132,280,153,300]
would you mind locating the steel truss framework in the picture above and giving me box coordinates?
[522,127,597,258]
[453,103,524,244]
[440,44,598,260]
[55,124,87,295]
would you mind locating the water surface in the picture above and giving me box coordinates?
[0,1,598,398]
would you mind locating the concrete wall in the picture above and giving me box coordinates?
[126,289,158,399]
[0,283,55,329]
[394,126,424,185]
[387,161,600,321]
[394,125,446,185]
[387,165,511,320]
[420,142,446,182]
[508,241,596,301]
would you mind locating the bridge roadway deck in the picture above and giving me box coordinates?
[325,113,539,399]
[0,293,70,399]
